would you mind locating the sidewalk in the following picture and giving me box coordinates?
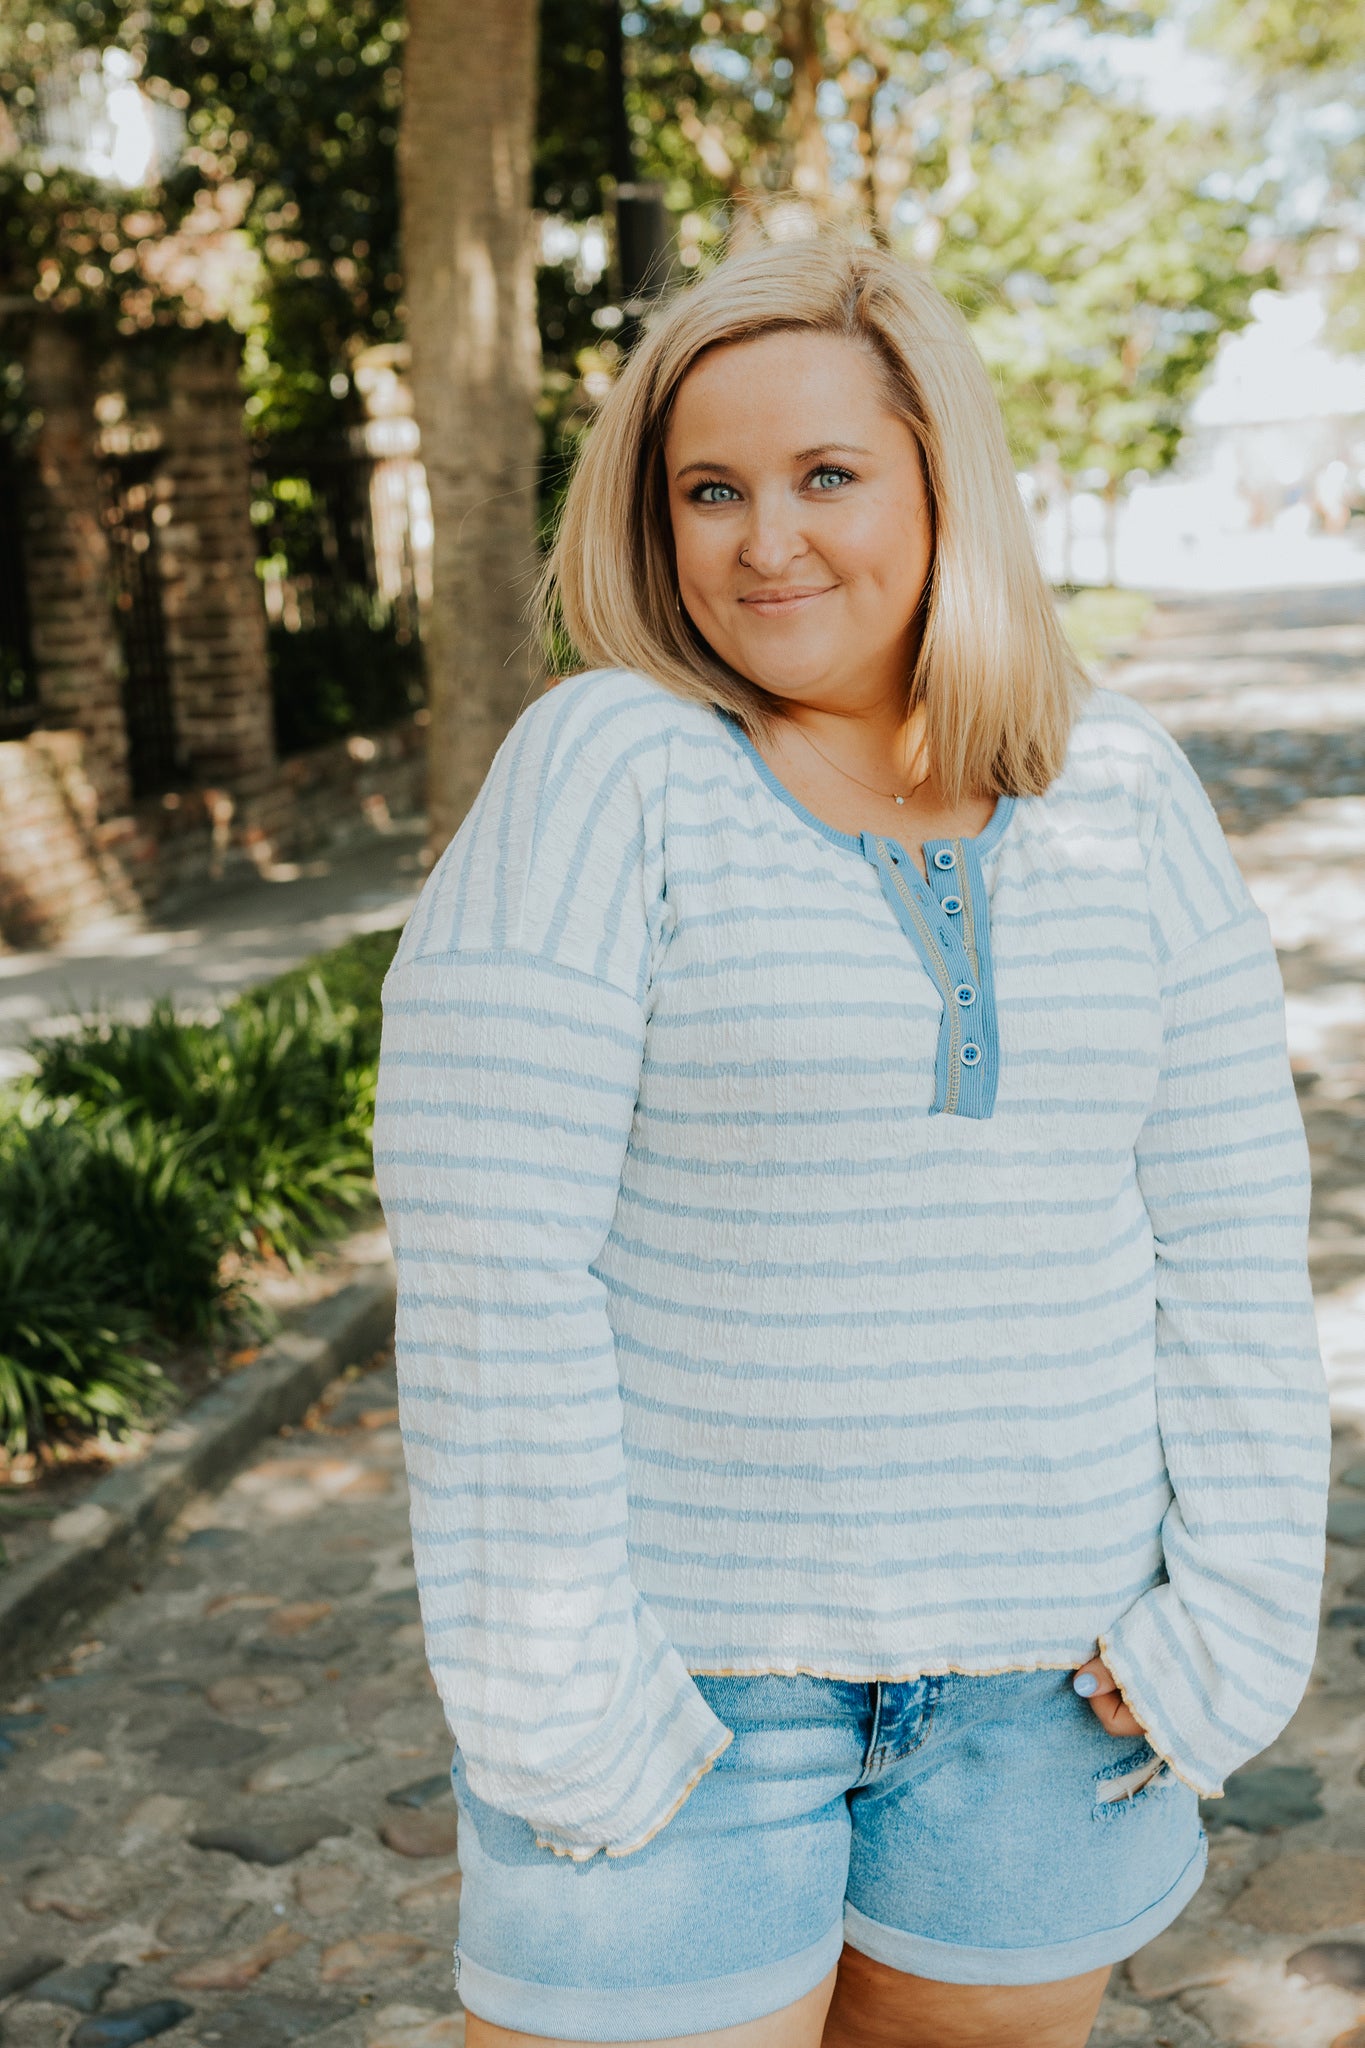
[0,825,429,1081]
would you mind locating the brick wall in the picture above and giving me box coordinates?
[0,732,141,948]
[21,319,131,818]
[0,714,427,948]
[0,319,429,950]
[152,333,277,795]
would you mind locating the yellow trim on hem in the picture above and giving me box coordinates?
[684,1655,1087,1683]
[532,1724,735,1864]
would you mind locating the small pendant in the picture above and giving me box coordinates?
[895,794,904,805]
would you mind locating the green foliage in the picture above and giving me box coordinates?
[251,459,425,751]
[250,926,400,1061]
[0,0,403,436]
[0,1110,169,1454]
[30,984,378,1265]
[1197,0,1365,356]
[533,2,1260,491]
[941,97,1269,482]
[0,926,402,1455]
[132,0,406,438]
[0,0,185,353]
[1199,0,1364,70]
[63,1105,230,1333]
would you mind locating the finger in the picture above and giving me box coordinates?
[1089,1690,1144,1736]
[1072,1656,1144,1736]
[1071,1655,1117,1700]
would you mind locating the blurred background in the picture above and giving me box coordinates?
[3,13,1365,2048]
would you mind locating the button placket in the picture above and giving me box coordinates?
[865,833,995,1119]
[931,847,987,1099]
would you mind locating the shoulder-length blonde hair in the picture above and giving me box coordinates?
[537,229,1087,801]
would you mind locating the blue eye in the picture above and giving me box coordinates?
[809,466,854,492]
[691,479,740,504]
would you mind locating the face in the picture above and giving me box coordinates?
[664,329,934,714]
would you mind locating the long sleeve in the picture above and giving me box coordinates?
[1099,724,1330,1797]
[372,675,731,1858]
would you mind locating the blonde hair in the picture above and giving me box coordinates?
[538,230,1088,801]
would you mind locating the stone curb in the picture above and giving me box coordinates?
[0,1263,397,1694]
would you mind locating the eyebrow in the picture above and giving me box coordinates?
[671,443,874,483]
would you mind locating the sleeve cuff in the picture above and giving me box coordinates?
[1099,1595,1225,1800]
[531,1672,734,1861]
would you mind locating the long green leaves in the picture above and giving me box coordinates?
[0,926,401,1457]
[32,983,378,1266]
[0,1111,168,1454]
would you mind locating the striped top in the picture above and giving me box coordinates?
[373,666,1329,1861]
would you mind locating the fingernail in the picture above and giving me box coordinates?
[1072,1672,1099,1697]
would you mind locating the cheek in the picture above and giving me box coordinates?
[828,500,930,596]
[671,510,716,583]
[672,518,738,616]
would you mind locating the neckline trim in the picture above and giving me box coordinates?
[715,706,1016,861]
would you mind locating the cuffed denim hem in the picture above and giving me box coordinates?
[454,1919,843,2042]
[843,1831,1208,1987]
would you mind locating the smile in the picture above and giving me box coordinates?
[738,587,837,615]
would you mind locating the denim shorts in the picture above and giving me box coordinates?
[449,1667,1208,2042]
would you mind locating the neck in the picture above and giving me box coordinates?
[779,691,927,790]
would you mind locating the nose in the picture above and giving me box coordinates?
[739,493,809,577]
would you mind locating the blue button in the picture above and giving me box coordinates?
[941,895,963,915]
[959,1042,982,1067]
[933,849,956,871]
[954,983,977,1007]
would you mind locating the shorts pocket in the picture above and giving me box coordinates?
[1092,1741,1175,1817]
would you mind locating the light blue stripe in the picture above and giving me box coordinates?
[601,1210,1150,1277]
[618,1378,1154,1435]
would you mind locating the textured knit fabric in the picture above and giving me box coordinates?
[373,666,1329,1861]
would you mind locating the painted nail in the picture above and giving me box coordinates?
[1072,1672,1099,1697]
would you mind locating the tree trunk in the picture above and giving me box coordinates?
[778,1,830,204]
[400,0,543,856]
[1103,483,1121,588]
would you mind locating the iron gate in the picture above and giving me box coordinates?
[0,441,37,737]
[99,451,180,798]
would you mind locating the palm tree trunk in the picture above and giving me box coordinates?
[400,0,543,855]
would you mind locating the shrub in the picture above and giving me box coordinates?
[29,981,380,1266]
[71,1107,233,1336]
[0,1111,168,1453]
[2,925,404,1455]
[241,925,401,1064]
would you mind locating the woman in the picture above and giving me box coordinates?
[373,234,1328,2048]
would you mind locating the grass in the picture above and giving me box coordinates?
[1056,587,1153,673]
[0,925,403,1457]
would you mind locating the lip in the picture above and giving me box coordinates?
[738,586,837,615]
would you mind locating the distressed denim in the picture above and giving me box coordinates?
[449,1666,1207,2042]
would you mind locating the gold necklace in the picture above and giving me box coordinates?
[788,719,930,807]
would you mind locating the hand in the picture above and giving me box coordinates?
[1072,1654,1145,1738]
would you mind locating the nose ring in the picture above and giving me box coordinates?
[739,545,751,568]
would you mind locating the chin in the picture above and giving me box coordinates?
[731,642,842,697]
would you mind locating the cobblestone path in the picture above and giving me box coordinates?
[3,585,1365,2048]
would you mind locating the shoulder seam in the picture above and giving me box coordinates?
[383,944,648,1013]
